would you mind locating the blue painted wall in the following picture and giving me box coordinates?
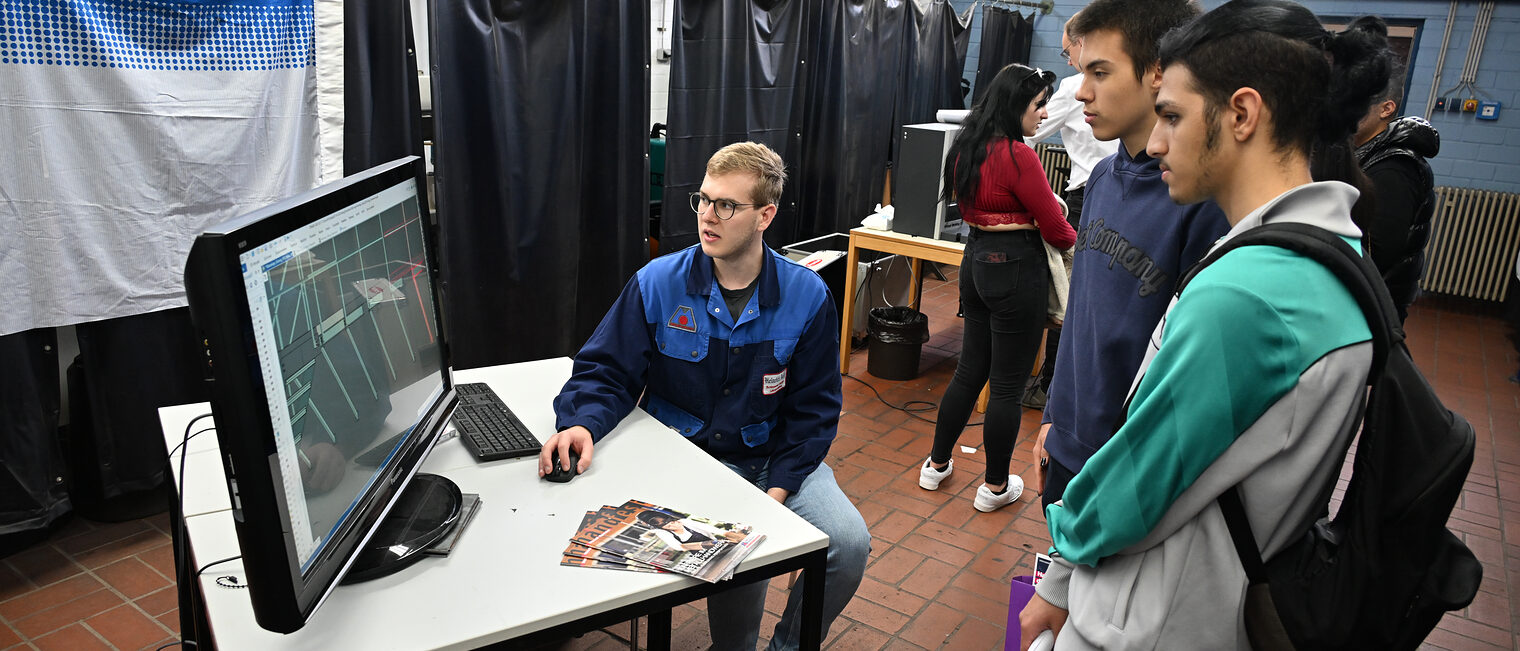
[950,0,1520,193]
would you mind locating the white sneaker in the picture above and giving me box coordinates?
[918,458,953,490]
[974,477,1024,512]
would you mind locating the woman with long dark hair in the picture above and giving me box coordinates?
[915,63,1073,513]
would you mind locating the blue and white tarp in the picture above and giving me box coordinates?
[0,0,321,336]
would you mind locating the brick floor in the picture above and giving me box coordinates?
[2,268,1516,650]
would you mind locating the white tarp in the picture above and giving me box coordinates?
[0,0,322,336]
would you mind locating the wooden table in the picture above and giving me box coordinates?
[838,227,1050,414]
[838,227,965,375]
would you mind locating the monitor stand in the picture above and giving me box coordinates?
[341,473,462,584]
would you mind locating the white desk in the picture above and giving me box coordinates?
[161,357,830,650]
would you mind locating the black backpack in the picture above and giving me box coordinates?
[1176,222,1482,650]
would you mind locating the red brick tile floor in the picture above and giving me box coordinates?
[3,266,1518,650]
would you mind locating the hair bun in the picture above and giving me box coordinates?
[1317,17,1393,143]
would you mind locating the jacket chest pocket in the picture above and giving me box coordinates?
[656,323,708,362]
[749,337,797,421]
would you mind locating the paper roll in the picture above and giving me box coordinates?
[936,109,970,124]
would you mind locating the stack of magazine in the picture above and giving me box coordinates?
[561,500,766,583]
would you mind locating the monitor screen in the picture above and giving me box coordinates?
[185,156,454,633]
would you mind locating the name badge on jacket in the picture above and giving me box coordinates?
[763,369,787,395]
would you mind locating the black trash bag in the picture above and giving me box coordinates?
[868,307,929,345]
[867,307,929,381]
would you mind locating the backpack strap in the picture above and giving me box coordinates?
[1176,222,1400,378]
[1219,486,1267,582]
[1193,223,1390,631]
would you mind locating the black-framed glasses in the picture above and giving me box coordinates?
[689,192,761,220]
[1059,47,1070,63]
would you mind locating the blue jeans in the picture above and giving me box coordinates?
[706,462,871,650]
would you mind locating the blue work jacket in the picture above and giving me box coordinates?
[553,244,842,493]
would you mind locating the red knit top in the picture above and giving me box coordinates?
[956,139,1076,249]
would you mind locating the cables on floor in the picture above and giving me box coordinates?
[843,373,982,427]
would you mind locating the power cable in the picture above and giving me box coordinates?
[843,373,983,427]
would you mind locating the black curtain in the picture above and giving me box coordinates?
[0,329,69,548]
[971,7,1032,105]
[791,0,911,243]
[667,0,971,245]
[663,0,811,251]
[343,0,427,195]
[66,309,207,519]
[430,0,649,369]
[896,1,972,129]
[889,0,972,166]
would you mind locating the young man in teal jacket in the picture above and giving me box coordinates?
[1019,1,1389,647]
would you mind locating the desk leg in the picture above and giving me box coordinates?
[799,548,828,650]
[908,258,924,310]
[840,234,863,375]
[647,609,671,650]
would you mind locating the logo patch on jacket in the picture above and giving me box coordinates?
[763,369,787,395]
[667,305,697,332]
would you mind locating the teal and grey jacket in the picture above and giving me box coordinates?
[1037,182,1373,649]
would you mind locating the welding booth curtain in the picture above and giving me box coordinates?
[893,1,972,161]
[430,0,650,369]
[971,6,1034,104]
[343,0,427,183]
[0,0,325,530]
[0,0,425,537]
[664,0,972,250]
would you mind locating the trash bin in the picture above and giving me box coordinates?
[866,306,928,380]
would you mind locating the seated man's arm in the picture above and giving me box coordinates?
[544,278,653,472]
[765,297,842,499]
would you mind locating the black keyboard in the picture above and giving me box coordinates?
[452,382,542,461]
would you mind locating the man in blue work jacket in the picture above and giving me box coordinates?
[541,142,870,650]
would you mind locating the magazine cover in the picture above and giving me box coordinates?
[560,541,665,573]
[568,500,766,583]
[560,511,666,573]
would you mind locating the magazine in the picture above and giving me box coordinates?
[560,512,665,573]
[561,542,666,573]
[567,500,766,583]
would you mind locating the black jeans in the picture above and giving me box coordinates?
[931,228,1047,486]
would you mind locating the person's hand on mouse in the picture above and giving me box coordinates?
[539,425,594,478]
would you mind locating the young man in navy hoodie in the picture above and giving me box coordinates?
[1032,0,1230,507]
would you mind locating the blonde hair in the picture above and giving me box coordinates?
[705,142,787,206]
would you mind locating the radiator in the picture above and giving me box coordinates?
[1420,186,1520,302]
[1035,143,1071,195]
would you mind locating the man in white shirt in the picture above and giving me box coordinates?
[1023,13,1119,409]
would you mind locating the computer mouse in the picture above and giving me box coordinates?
[545,449,580,483]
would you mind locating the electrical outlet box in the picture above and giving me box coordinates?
[1462,98,1480,113]
[1435,97,1448,111]
[1477,101,1500,121]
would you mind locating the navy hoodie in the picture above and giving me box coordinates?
[1042,145,1229,473]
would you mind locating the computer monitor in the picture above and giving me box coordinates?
[184,156,460,633]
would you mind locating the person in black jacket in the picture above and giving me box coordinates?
[1353,56,1440,323]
